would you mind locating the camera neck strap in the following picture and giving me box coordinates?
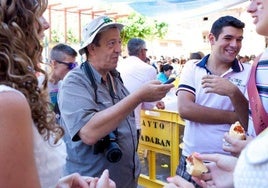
[82,61,100,104]
[247,53,268,135]
[82,61,119,135]
[82,61,119,102]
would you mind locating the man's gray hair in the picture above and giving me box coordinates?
[127,38,146,56]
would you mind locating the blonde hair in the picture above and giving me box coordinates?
[0,0,64,143]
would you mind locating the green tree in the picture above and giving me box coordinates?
[67,29,79,43]
[117,13,168,47]
[51,29,60,43]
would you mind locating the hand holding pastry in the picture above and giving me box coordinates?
[186,152,208,177]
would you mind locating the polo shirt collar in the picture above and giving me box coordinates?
[196,54,244,73]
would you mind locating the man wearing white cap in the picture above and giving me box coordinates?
[58,15,174,188]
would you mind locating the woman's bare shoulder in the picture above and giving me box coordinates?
[0,90,32,126]
[0,89,30,112]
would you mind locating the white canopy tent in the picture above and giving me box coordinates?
[102,0,248,22]
[46,0,263,57]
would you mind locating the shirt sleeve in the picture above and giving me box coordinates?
[176,61,196,96]
[58,71,103,141]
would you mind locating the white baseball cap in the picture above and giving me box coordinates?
[79,15,124,55]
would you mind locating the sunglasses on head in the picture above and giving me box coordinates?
[55,60,77,70]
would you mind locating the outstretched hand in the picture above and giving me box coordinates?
[56,170,116,188]
[56,172,91,188]
[89,169,116,188]
[137,80,174,102]
[193,153,237,188]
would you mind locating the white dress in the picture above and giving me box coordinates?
[0,85,66,188]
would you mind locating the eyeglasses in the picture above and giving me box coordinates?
[55,60,78,70]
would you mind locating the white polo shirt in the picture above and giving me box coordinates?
[177,55,251,156]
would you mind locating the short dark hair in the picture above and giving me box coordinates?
[127,38,146,56]
[50,43,77,61]
[210,15,245,40]
[91,32,101,47]
[160,64,173,72]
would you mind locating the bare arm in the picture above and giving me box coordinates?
[79,80,174,144]
[202,75,248,130]
[177,90,238,124]
[227,86,248,130]
[0,91,40,188]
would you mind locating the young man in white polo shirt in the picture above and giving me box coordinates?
[175,15,251,187]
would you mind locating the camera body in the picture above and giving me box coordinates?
[93,131,122,163]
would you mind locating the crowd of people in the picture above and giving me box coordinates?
[0,0,268,188]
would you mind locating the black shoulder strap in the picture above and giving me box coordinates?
[82,61,97,91]
[81,61,100,104]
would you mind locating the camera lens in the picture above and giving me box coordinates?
[105,142,122,163]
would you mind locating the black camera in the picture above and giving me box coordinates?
[93,131,122,163]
